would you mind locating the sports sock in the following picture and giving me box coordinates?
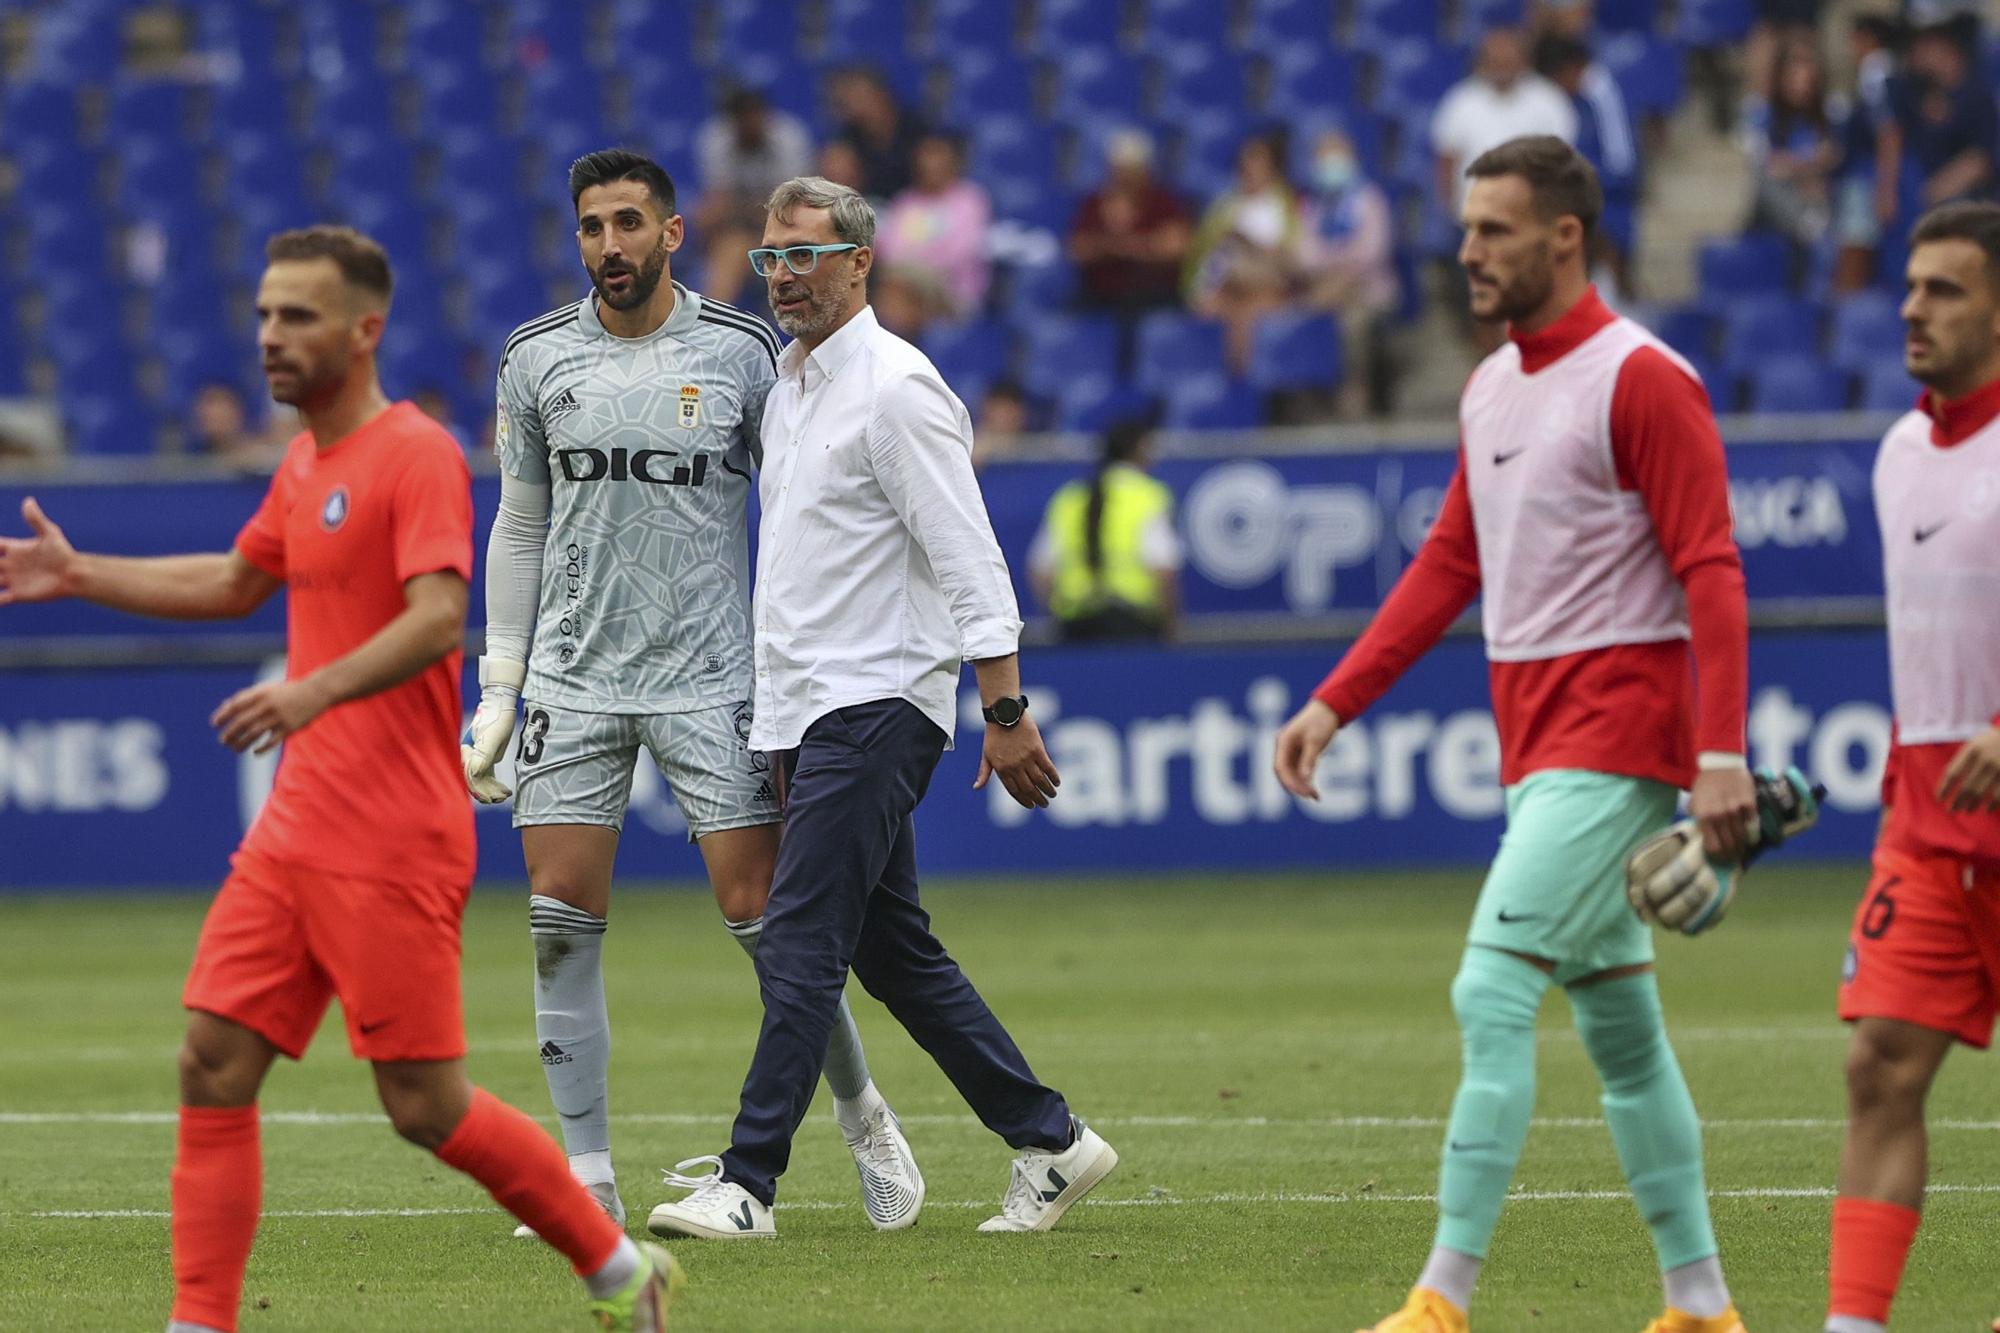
[170,1104,261,1333]
[1570,972,1724,1303]
[530,895,613,1173]
[1824,1318,1887,1333]
[166,1323,230,1333]
[1433,947,1550,1261]
[728,915,872,1100]
[581,1235,644,1300]
[1663,1256,1731,1319]
[1415,1247,1482,1310]
[435,1086,625,1276]
[1827,1195,1919,1326]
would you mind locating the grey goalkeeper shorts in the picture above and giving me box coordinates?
[511,699,780,840]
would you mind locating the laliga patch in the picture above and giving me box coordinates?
[678,384,701,429]
[1841,943,1858,984]
[320,485,351,532]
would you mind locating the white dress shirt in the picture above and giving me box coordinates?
[751,304,1022,752]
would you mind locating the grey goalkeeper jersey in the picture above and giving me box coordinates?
[496,283,780,714]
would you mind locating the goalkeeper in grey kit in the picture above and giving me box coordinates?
[462,149,922,1234]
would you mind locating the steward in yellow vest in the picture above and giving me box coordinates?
[1029,421,1180,642]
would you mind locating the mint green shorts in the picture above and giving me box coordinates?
[1466,769,1680,985]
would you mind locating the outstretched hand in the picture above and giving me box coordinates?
[0,497,76,606]
[1273,699,1341,800]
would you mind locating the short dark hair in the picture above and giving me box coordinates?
[265,225,394,301]
[1852,14,1904,48]
[1911,200,2000,286]
[1531,32,1591,79]
[568,148,677,217]
[1465,135,1602,239]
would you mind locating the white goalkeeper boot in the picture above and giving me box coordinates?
[977,1117,1118,1233]
[646,1155,775,1240]
[837,1083,924,1230]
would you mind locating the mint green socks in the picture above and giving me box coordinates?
[1570,971,1718,1271]
[1433,947,1551,1259]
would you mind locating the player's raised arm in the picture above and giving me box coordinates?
[0,496,280,619]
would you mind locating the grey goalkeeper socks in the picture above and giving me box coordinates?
[529,895,613,1166]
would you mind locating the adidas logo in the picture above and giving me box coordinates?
[546,387,581,419]
[753,780,775,803]
[539,1040,572,1066]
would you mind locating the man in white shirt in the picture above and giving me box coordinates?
[645,176,1119,1241]
[1432,28,1578,216]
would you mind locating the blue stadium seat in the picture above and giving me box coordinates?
[1375,41,1469,123]
[1053,382,1156,432]
[191,1,287,74]
[1247,311,1342,392]
[1859,362,1916,413]
[923,319,1015,385]
[104,77,196,149]
[5,79,81,146]
[1353,0,1443,43]
[506,0,594,77]
[1246,0,1333,46]
[605,0,696,53]
[298,0,382,79]
[1134,312,1228,396]
[971,113,1057,185]
[1261,47,1363,121]
[1696,232,1792,300]
[1748,356,1850,413]
[1459,0,1528,34]
[1828,292,1906,375]
[1645,305,1715,360]
[1600,34,1683,118]
[1034,0,1124,55]
[1155,46,1250,129]
[1162,375,1263,429]
[1676,354,1727,409]
[1173,120,1245,200]
[1677,0,1754,47]
[1718,296,1821,379]
[924,0,1019,57]
[326,126,419,199]
[941,49,1034,127]
[66,389,157,456]
[1596,0,1659,33]
[1147,0,1235,48]
[1049,46,1148,124]
[1018,315,1122,399]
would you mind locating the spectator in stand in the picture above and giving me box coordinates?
[873,130,992,337]
[1068,129,1192,318]
[1876,23,1998,230]
[827,65,926,199]
[1028,418,1180,644]
[1187,132,1303,373]
[972,378,1030,472]
[1432,28,1577,218]
[188,381,284,471]
[1832,14,1905,291]
[1745,0,1825,104]
[693,86,815,306]
[1292,127,1398,418]
[816,138,873,201]
[1535,33,1640,295]
[1740,39,1849,250]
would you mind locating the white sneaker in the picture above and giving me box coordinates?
[838,1088,924,1231]
[977,1117,1118,1233]
[513,1177,624,1239]
[645,1154,775,1240]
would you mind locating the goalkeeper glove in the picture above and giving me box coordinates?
[1624,766,1826,936]
[461,656,526,804]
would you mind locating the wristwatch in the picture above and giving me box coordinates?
[981,694,1030,727]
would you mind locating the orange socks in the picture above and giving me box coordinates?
[170,1105,261,1333]
[1828,1195,1920,1324]
[434,1086,624,1275]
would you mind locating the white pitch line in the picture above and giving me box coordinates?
[7,1111,2000,1131]
[25,1183,2000,1221]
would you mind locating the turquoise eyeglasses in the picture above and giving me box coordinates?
[748,243,860,276]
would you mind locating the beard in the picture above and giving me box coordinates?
[592,234,670,311]
[770,276,850,339]
[265,356,344,407]
[1470,244,1555,324]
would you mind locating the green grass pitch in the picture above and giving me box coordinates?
[5,866,1998,1331]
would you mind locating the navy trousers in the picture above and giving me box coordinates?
[720,698,1073,1204]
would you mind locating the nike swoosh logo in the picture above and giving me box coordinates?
[1496,909,1541,923]
[1448,1139,1500,1152]
[358,1018,391,1035]
[1492,449,1527,466]
[1914,520,1951,543]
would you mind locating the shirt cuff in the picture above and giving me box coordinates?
[959,617,1022,662]
[1697,751,1748,772]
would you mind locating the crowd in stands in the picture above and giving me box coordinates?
[0,0,1993,465]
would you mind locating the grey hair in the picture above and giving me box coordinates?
[765,175,876,248]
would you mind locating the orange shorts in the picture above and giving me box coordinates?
[182,847,470,1062]
[1839,845,2000,1049]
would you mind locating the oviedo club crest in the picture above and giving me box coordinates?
[678,384,701,429]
